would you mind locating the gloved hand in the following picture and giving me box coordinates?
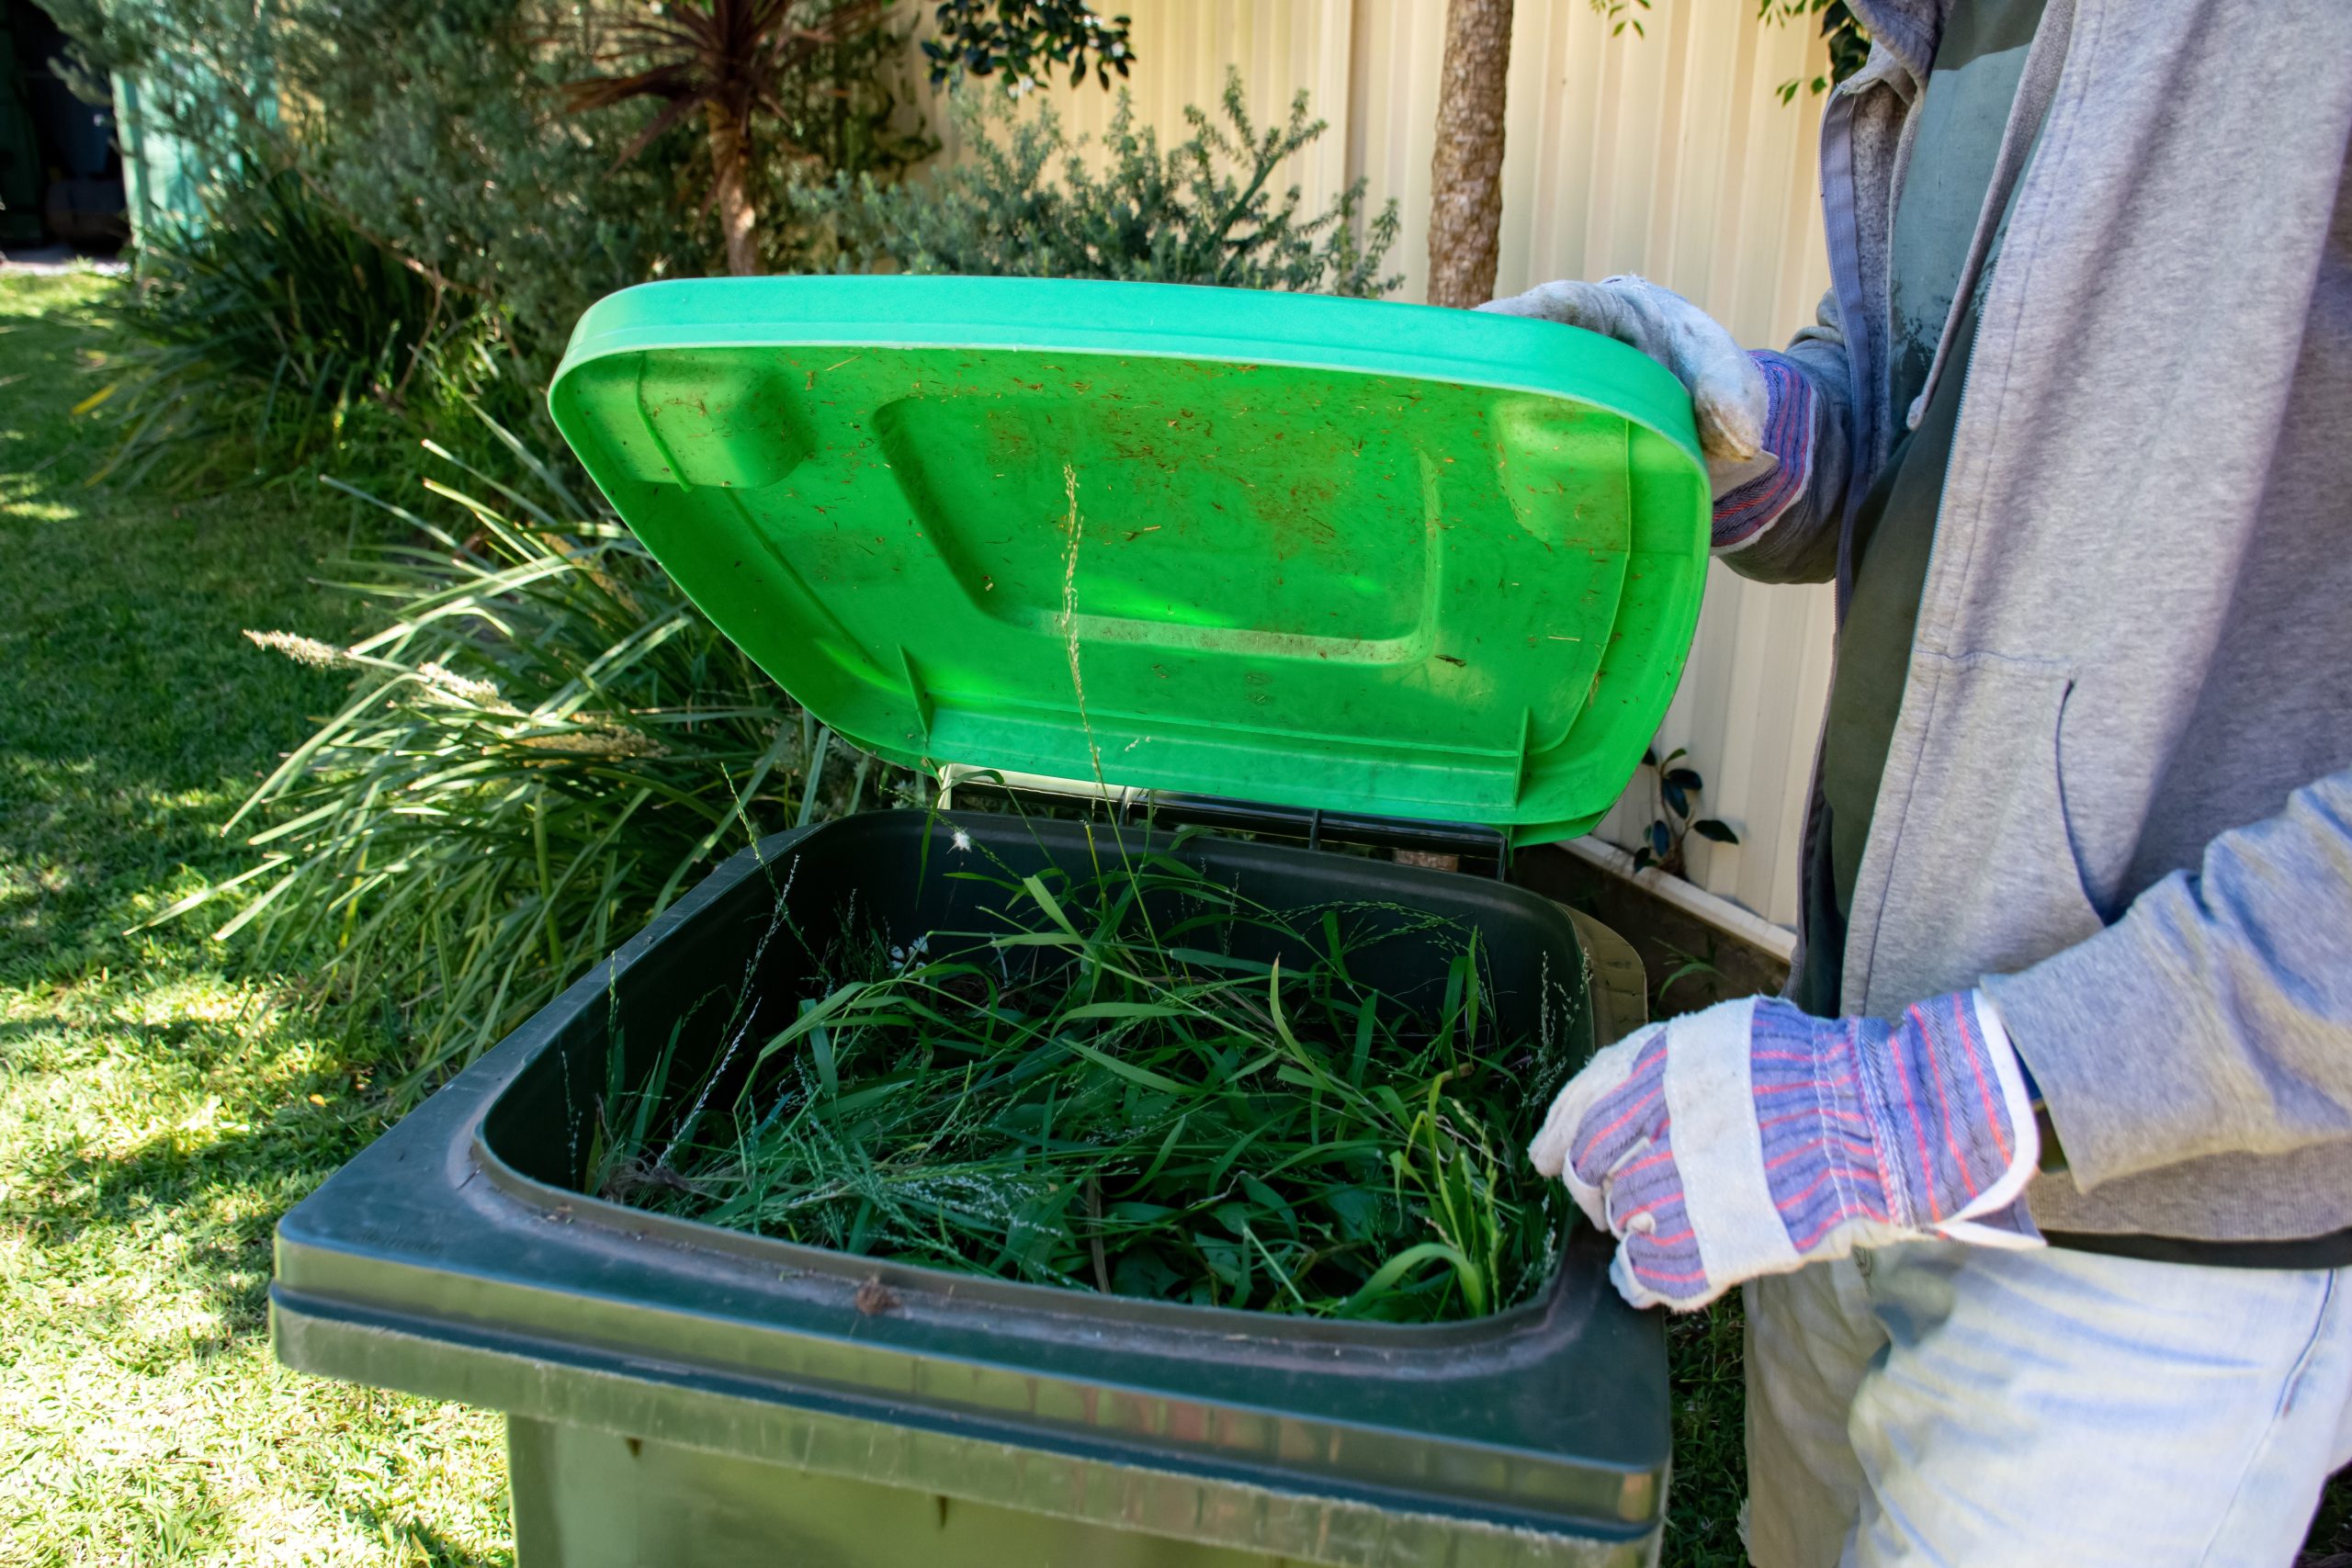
[1479,276,1768,471]
[1529,992,2042,1312]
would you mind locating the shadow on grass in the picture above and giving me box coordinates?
[341,1507,514,1568]
[0,279,368,991]
[1,989,386,1361]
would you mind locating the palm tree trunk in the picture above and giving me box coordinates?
[704,98,761,277]
[1427,0,1514,310]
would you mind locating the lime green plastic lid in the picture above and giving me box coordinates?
[548,276,1708,842]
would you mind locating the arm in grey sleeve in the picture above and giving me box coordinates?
[1710,289,1860,586]
[1981,767,2352,1189]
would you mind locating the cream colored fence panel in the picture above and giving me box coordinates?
[919,1,1838,930]
[1481,3,1838,930]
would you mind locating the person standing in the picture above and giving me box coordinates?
[1489,2,2352,1561]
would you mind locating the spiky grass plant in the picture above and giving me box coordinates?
[79,171,514,492]
[163,432,893,1093]
[594,830,1577,1324]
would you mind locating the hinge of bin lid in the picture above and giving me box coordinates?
[932,765,1512,879]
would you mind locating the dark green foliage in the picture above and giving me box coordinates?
[560,1,899,156]
[596,841,1573,1322]
[167,434,889,1091]
[752,7,940,217]
[1760,0,1872,103]
[51,0,666,354]
[2305,1475,2352,1565]
[922,0,1134,93]
[557,0,936,276]
[51,0,931,362]
[77,171,514,490]
[829,72,1399,295]
[1633,747,1740,878]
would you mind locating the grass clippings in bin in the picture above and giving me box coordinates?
[592,834,1579,1325]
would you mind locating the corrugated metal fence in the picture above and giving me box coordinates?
[920,1,1838,930]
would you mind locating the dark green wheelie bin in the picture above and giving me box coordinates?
[271,276,1715,1567]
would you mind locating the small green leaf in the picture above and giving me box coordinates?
[1059,1037,1188,1095]
[1060,1001,1189,1022]
[1022,874,1081,938]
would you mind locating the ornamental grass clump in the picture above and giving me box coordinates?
[167,423,892,1093]
[593,833,1578,1325]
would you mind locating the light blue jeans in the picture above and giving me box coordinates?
[1743,1241,2352,1566]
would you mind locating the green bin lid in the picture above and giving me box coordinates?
[548,276,1709,842]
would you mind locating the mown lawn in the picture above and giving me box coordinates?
[0,272,511,1567]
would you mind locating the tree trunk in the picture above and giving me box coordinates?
[704,97,762,277]
[1427,0,1514,310]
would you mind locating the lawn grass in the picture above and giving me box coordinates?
[0,271,511,1566]
[1664,1297,1748,1567]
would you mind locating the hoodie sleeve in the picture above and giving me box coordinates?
[1982,766,2352,1190]
[1711,289,1861,587]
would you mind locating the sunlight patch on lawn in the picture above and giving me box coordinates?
[1,956,512,1565]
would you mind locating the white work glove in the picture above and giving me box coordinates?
[1480,276,1770,485]
[1529,991,2043,1312]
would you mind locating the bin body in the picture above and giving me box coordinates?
[273,811,1668,1567]
[510,1419,1400,1567]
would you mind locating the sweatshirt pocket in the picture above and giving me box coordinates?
[1857,657,2109,1007]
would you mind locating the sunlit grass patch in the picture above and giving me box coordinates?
[0,953,513,1565]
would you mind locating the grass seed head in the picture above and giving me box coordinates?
[242,628,354,669]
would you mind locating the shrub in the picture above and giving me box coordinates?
[828,70,1400,294]
[77,171,516,490]
[53,0,933,361]
[172,60,1401,1078]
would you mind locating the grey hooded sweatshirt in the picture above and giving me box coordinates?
[1730,0,2352,1247]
